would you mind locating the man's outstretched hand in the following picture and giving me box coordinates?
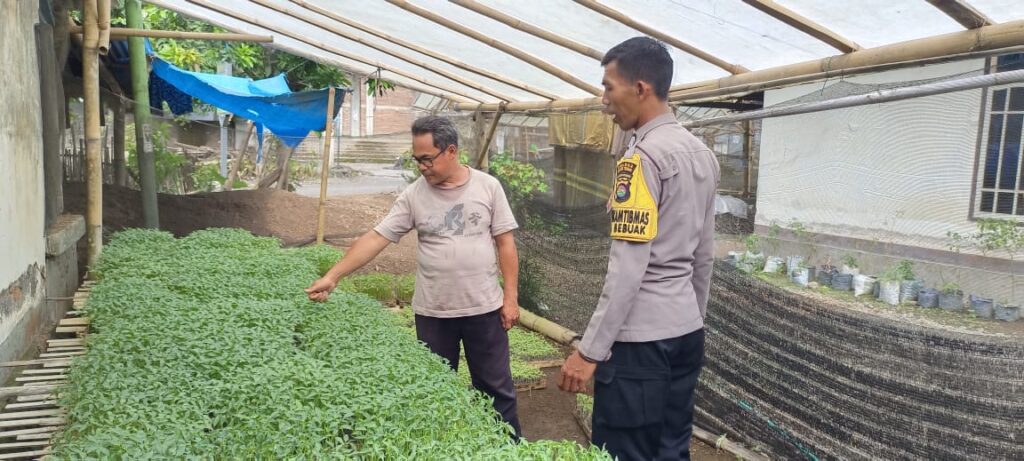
[305,277,338,302]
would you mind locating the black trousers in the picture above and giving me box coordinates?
[415,308,522,439]
[592,329,705,461]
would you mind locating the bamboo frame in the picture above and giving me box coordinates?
[288,0,558,100]
[69,25,274,42]
[474,106,505,169]
[449,0,603,60]
[185,0,483,103]
[384,0,602,96]
[252,0,517,102]
[453,20,1024,112]
[573,0,749,75]
[316,88,336,245]
[97,0,111,54]
[741,0,860,53]
[83,0,103,270]
[926,0,994,29]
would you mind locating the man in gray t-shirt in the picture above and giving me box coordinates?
[305,116,522,438]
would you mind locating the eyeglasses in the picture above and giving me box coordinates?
[408,150,445,168]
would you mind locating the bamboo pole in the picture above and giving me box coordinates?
[224,121,255,191]
[83,0,103,271]
[0,386,61,400]
[69,25,274,42]
[143,0,468,103]
[573,0,749,74]
[384,0,602,96]
[741,0,859,52]
[316,88,336,245]
[666,18,1024,93]
[453,20,1024,112]
[518,309,580,345]
[288,0,559,100]
[449,0,604,60]
[112,99,126,186]
[683,68,1024,128]
[97,0,111,54]
[0,359,73,368]
[186,0,484,104]
[252,0,517,102]
[743,120,753,197]
[125,0,159,228]
[474,107,505,169]
[692,426,769,461]
[926,0,994,29]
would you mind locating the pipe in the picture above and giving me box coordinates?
[70,25,274,42]
[518,309,581,345]
[683,68,1024,128]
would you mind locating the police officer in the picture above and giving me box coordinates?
[558,37,720,461]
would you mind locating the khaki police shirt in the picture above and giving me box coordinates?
[578,112,720,361]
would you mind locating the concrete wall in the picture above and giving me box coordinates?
[757,60,989,253]
[756,59,1024,305]
[0,0,46,381]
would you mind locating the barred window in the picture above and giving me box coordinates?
[977,54,1024,217]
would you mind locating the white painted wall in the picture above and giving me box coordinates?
[0,0,45,342]
[757,59,990,252]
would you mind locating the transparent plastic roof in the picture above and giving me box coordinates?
[148,0,1024,105]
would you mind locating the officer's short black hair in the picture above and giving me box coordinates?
[601,37,673,100]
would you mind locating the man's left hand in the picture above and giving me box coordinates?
[500,301,519,330]
[558,350,597,394]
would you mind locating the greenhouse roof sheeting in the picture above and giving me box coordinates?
[146,0,1024,106]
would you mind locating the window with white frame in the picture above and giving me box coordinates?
[977,53,1024,217]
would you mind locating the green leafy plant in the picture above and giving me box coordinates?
[880,260,916,282]
[507,328,560,361]
[841,254,858,269]
[744,234,761,254]
[489,152,548,209]
[345,274,395,302]
[57,228,608,459]
[126,122,188,192]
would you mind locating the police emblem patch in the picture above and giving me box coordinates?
[614,161,636,203]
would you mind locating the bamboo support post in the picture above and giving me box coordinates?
[474,107,505,169]
[316,88,336,245]
[224,121,255,191]
[83,0,103,270]
[125,0,159,228]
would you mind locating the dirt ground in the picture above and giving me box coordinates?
[64,183,734,458]
[63,182,418,275]
[519,367,733,461]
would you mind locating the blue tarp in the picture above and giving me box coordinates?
[149,58,345,159]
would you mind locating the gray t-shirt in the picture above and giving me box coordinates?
[374,167,518,318]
